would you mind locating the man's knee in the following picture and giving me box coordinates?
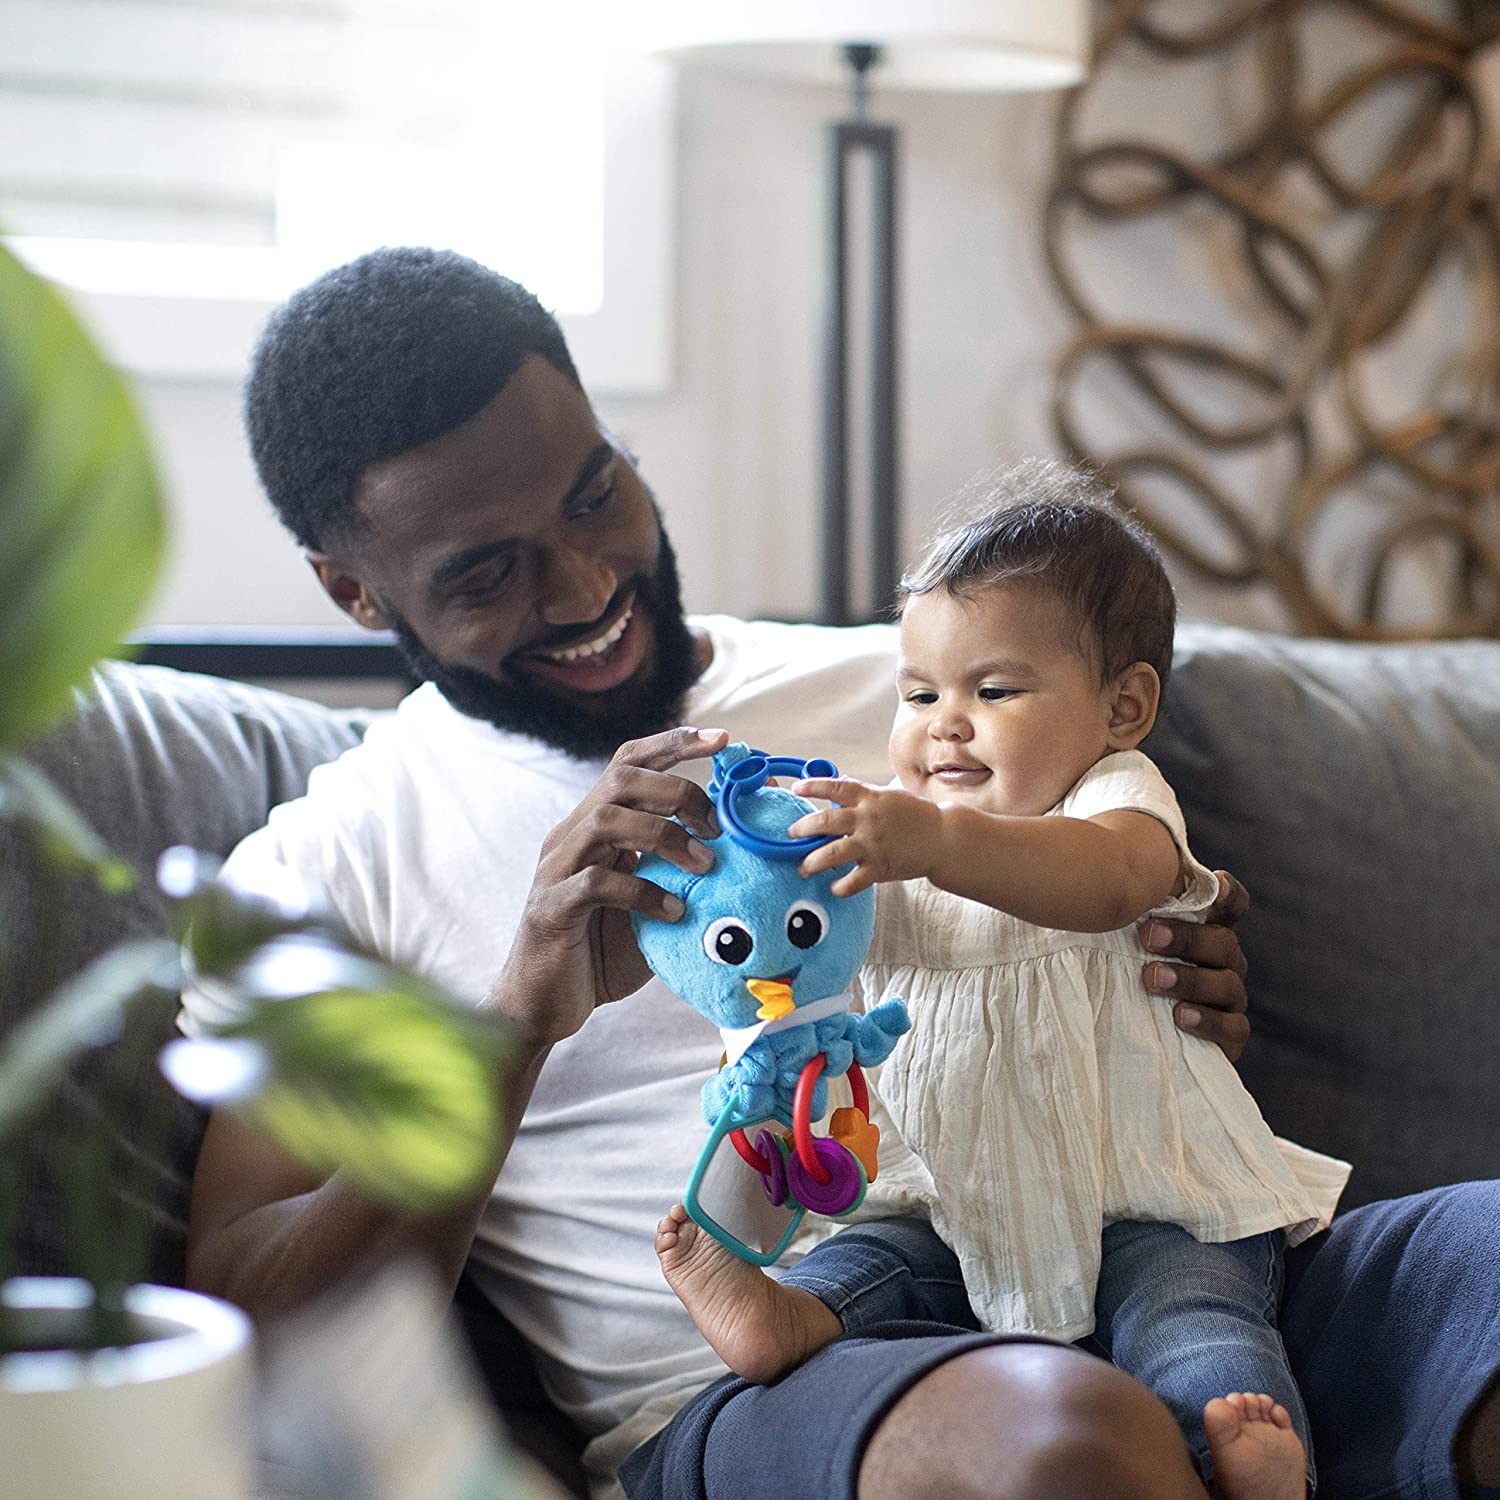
[978,1348,1202,1500]
[858,1344,1202,1500]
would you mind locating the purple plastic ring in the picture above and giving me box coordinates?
[786,1138,866,1216]
[754,1129,788,1206]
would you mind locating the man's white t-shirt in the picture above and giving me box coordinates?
[180,616,908,1497]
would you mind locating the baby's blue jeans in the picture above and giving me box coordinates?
[780,1215,1315,1493]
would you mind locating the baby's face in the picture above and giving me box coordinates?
[889,585,1116,817]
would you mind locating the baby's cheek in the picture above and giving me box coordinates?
[887,748,926,797]
[887,720,920,783]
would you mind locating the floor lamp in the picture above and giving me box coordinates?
[638,3,1089,624]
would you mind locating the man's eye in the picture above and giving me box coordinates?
[455,561,515,604]
[572,482,617,518]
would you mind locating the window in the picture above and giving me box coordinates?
[4,0,673,392]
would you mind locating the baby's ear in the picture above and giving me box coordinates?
[1106,662,1161,750]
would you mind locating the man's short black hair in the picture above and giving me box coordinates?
[899,459,1177,694]
[245,247,581,550]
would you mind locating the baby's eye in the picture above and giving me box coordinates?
[703,916,754,966]
[785,899,829,950]
[905,690,937,705]
[978,686,1018,702]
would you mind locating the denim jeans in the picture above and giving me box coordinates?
[779,1216,980,1335]
[1090,1219,1313,1492]
[783,1215,1314,1492]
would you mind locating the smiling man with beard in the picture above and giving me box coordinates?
[381,527,700,763]
[184,248,1500,1500]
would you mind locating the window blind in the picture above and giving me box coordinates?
[2,0,485,248]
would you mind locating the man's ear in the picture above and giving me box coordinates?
[307,553,391,631]
[1105,662,1161,750]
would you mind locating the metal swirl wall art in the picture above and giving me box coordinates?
[1047,0,1500,638]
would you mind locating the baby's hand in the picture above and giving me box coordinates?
[787,778,945,896]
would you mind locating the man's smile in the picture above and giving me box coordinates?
[519,588,650,695]
[535,604,633,664]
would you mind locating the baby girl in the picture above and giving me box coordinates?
[656,471,1347,1500]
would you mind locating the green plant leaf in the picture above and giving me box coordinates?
[215,970,509,1212]
[159,857,510,1211]
[157,844,330,976]
[0,939,181,1144]
[0,243,166,748]
[0,752,135,891]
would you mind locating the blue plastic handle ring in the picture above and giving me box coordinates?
[711,752,839,861]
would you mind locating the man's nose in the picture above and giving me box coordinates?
[539,546,617,627]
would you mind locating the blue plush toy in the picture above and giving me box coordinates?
[632,744,911,1257]
[633,743,910,1131]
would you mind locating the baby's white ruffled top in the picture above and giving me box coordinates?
[858,749,1350,1340]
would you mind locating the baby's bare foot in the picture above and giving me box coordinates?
[654,1203,841,1384]
[1205,1392,1307,1500]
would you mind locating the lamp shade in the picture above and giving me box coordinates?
[630,1,1089,92]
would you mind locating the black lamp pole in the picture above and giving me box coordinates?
[821,42,899,626]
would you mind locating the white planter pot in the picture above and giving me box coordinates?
[0,1277,254,1500]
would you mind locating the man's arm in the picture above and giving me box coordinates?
[186,725,727,1320]
[186,1041,549,1317]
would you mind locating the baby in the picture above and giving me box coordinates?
[656,471,1347,1500]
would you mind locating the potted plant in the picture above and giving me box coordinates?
[0,242,510,1497]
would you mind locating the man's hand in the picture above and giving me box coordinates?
[788,777,945,897]
[492,726,728,1047]
[1139,870,1251,1062]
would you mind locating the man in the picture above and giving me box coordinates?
[186,248,1499,1500]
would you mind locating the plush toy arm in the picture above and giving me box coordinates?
[850,997,912,1067]
[702,1048,777,1126]
[700,1070,734,1126]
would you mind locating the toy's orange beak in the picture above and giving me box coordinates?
[746,978,795,1021]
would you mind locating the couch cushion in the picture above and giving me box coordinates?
[1148,625,1500,1208]
[1,662,370,1281]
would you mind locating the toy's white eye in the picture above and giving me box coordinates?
[703,917,754,966]
[785,899,829,951]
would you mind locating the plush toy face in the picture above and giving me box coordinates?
[632,752,876,1031]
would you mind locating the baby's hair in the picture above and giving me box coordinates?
[898,459,1176,693]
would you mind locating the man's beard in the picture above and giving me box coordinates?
[385,527,701,762]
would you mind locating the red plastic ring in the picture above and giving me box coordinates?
[730,1127,771,1175]
[847,1062,869,1118]
[792,1054,832,1185]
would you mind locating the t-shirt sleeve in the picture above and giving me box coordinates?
[176,766,389,1037]
[1059,750,1220,916]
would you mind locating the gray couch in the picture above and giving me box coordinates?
[3,625,1498,1472]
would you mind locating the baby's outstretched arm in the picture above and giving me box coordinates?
[790,777,1181,933]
